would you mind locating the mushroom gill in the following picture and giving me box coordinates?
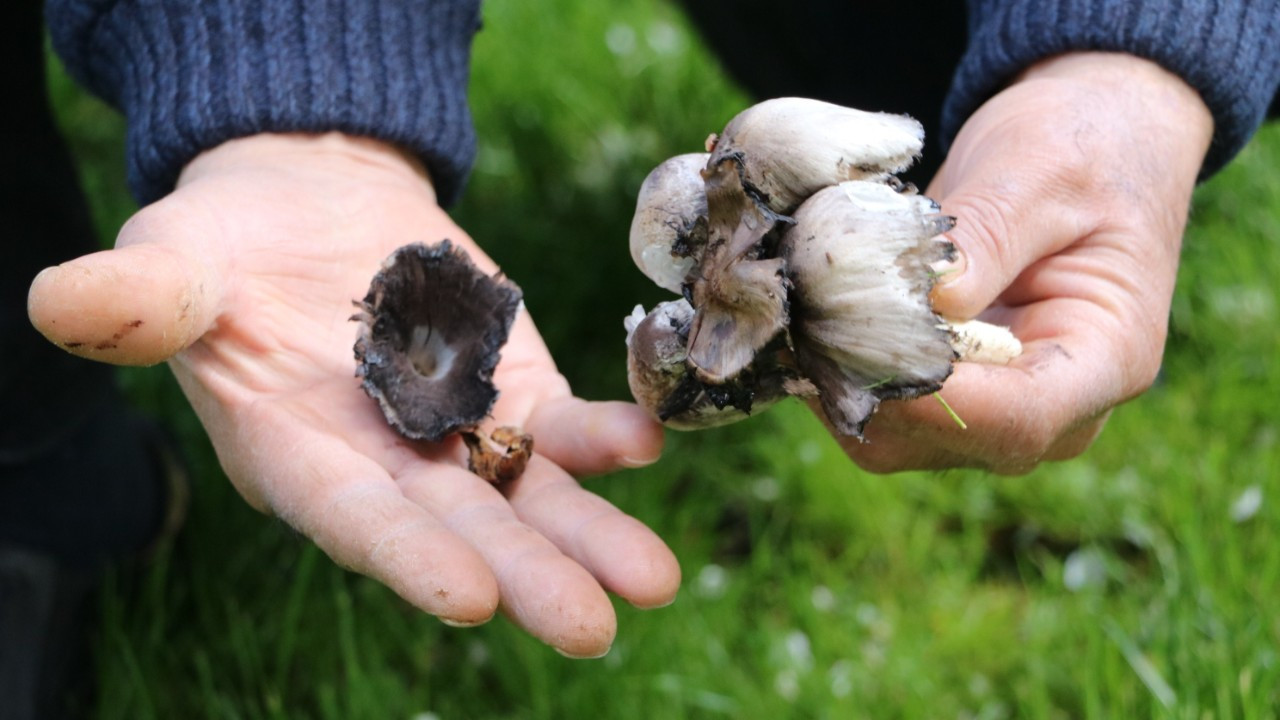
[353,241,522,443]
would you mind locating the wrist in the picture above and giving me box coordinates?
[1012,52,1213,176]
[178,133,437,205]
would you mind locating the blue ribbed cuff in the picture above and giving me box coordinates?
[48,0,481,206]
[942,0,1280,179]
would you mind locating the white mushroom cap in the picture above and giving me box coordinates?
[711,97,924,213]
[629,153,709,294]
[781,181,955,436]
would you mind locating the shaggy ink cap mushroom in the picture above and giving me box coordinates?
[781,181,958,438]
[625,300,806,430]
[623,97,1022,439]
[683,154,793,385]
[353,241,523,442]
[708,97,925,214]
[629,153,710,294]
[680,98,925,385]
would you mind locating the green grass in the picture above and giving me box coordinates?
[46,0,1280,717]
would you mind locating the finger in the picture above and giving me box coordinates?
[524,397,665,475]
[1041,413,1110,462]
[227,403,501,625]
[503,454,681,609]
[27,202,226,365]
[807,396,957,474]
[849,299,1127,474]
[395,462,619,658]
[925,163,1096,322]
[834,412,1107,474]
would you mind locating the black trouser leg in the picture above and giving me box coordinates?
[0,0,114,461]
[1,6,172,718]
[0,1,162,567]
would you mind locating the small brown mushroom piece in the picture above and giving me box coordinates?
[352,241,532,483]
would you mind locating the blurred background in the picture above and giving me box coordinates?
[48,0,1280,717]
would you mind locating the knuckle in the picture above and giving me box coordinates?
[981,416,1058,475]
[116,195,199,246]
[1044,416,1110,462]
[841,437,906,475]
[1121,341,1165,399]
[1014,426,1057,465]
[1126,360,1162,400]
[842,427,941,474]
[948,192,1017,274]
[849,451,902,475]
[987,456,1042,476]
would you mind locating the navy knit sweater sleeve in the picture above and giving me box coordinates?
[942,0,1280,178]
[45,0,481,206]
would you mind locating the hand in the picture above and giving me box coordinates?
[27,133,680,657]
[834,52,1213,474]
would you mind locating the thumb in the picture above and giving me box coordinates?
[27,202,227,366]
[926,169,1086,321]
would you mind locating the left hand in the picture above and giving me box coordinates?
[27,133,679,657]
[833,52,1214,474]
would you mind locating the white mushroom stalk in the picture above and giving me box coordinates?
[625,97,1021,438]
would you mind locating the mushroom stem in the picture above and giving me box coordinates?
[946,319,1022,365]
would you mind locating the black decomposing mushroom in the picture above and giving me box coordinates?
[353,241,532,482]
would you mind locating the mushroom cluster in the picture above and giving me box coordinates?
[625,98,1020,439]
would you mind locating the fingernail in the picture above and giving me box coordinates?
[619,453,661,469]
[555,644,612,660]
[439,614,492,628]
[929,245,966,286]
[629,591,678,610]
[27,266,63,300]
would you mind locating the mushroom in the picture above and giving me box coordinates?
[706,97,926,214]
[781,180,960,437]
[353,241,533,482]
[629,153,710,294]
[624,300,810,429]
[624,97,1021,439]
[681,154,794,385]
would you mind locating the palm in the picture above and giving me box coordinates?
[169,152,570,459]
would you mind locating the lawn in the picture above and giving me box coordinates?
[47,0,1279,718]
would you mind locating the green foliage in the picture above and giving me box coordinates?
[45,0,1280,717]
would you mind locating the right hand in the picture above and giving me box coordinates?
[28,132,681,658]
[831,53,1213,474]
